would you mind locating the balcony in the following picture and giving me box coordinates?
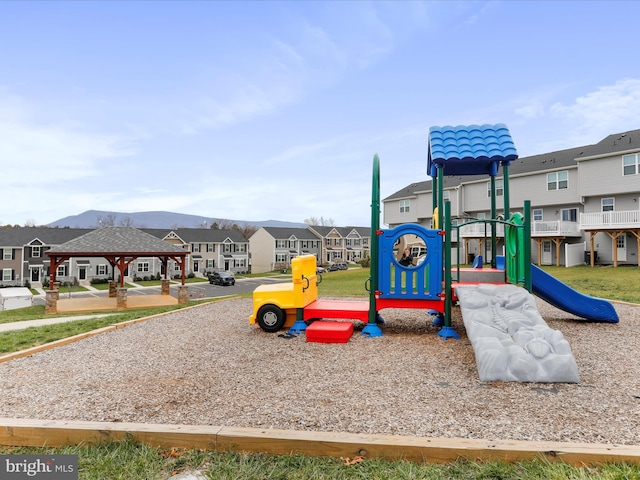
[458,222,504,238]
[580,210,640,230]
[531,221,581,237]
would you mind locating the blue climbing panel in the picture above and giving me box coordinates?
[377,224,443,300]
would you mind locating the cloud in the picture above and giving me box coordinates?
[0,94,135,186]
[168,3,430,137]
[550,78,640,141]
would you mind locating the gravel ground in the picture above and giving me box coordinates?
[0,297,639,446]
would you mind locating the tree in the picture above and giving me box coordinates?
[97,214,116,227]
[233,223,258,239]
[304,216,335,226]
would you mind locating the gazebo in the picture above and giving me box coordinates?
[44,227,189,314]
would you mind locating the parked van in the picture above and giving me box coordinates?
[328,262,348,271]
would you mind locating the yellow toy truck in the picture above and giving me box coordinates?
[249,254,320,332]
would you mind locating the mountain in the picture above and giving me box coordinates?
[47,210,307,229]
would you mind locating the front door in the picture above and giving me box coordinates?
[542,241,552,265]
[31,268,40,282]
[79,267,87,280]
[617,235,627,262]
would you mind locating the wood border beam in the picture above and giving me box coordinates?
[0,418,639,466]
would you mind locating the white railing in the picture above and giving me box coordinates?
[531,221,581,237]
[458,222,504,238]
[580,210,640,230]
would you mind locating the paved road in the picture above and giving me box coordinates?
[31,277,288,306]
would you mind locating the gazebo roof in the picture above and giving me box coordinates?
[45,227,187,257]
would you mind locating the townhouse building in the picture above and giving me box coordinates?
[141,228,249,276]
[249,226,371,273]
[306,226,370,264]
[249,227,323,273]
[383,128,640,267]
[0,227,249,288]
[0,228,91,287]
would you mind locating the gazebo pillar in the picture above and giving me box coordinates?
[178,285,189,304]
[45,289,59,314]
[116,288,128,310]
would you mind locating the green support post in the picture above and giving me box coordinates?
[524,200,532,292]
[444,201,452,327]
[437,166,444,230]
[438,201,459,339]
[363,154,383,337]
[490,176,497,268]
[503,164,510,219]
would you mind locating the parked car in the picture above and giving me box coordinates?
[208,272,235,286]
[316,266,327,274]
[328,262,348,271]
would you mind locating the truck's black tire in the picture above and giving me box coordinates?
[256,305,286,332]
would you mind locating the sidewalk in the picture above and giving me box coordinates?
[3,282,169,332]
[0,314,116,332]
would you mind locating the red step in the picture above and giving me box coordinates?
[306,321,354,343]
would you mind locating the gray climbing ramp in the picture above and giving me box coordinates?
[455,284,580,383]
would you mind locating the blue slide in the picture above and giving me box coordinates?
[531,264,619,323]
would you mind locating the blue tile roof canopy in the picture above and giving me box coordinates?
[428,123,518,177]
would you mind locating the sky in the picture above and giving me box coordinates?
[2,1,640,228]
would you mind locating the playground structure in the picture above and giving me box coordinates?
[249,124,619,380]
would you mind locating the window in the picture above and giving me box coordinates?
[561,208,577,222]
[443,190,451,201]
[3,248,11,260]
[57,265,67,277]
[2,269,11,281]
[275,253,287,263]
[533,209,543,221]
[206,259,214,269]
[487,180,504,197]
[137,262,150,272]
[602,198,614,212]
[547,171,568,190]
[623,154,639,175]
[276,240,287,249]
[400,199,410,213]
[32,246,41,258]
[206,243,214,252]
[192,243,200,253]
[97,265,108,275]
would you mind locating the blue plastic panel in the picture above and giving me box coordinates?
[377,224,443,300]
